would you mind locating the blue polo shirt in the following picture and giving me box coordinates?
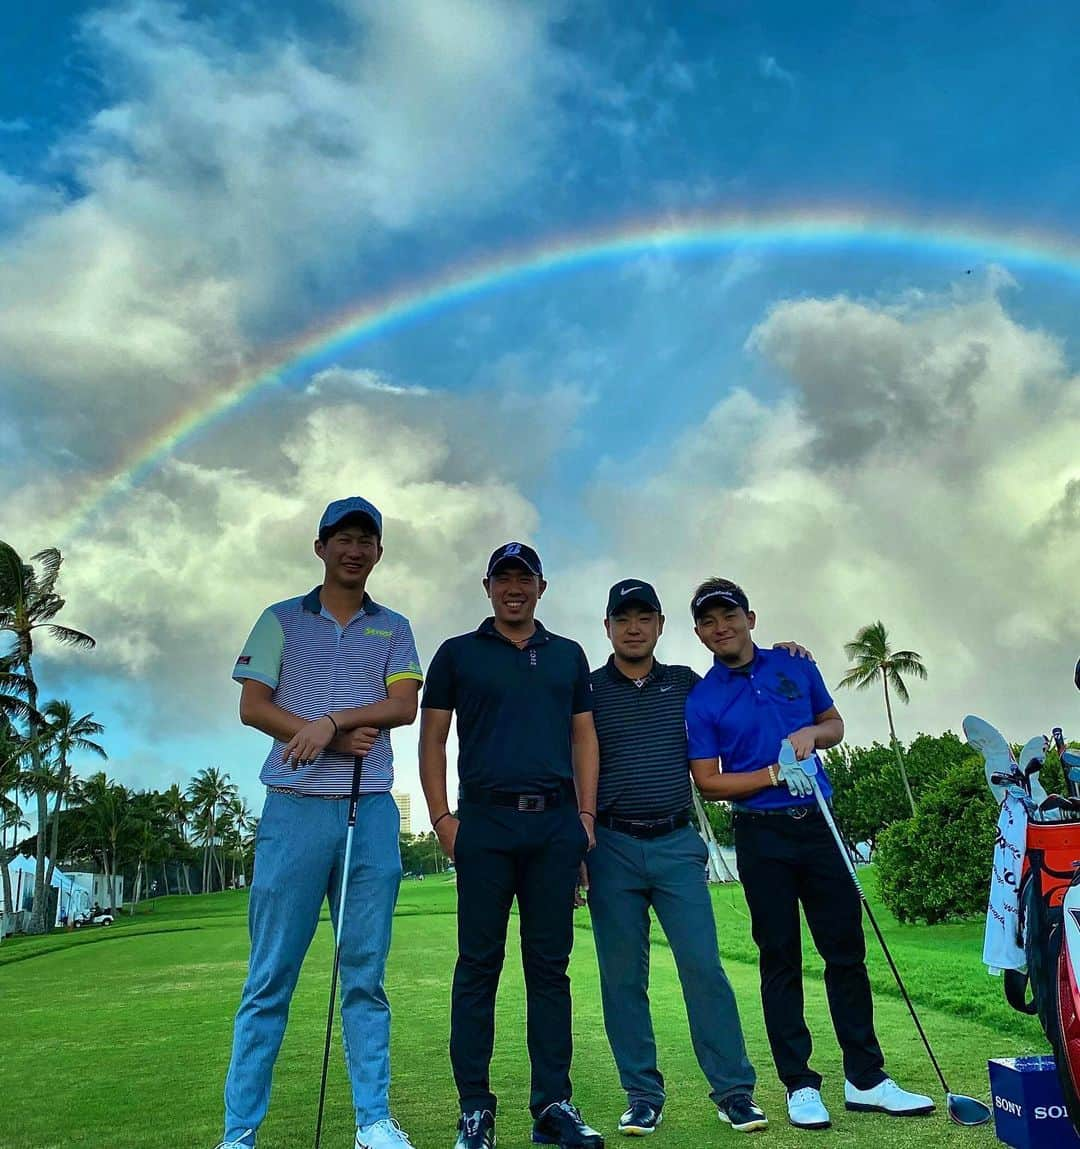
[685,646,835,810]
[233,586,423,795]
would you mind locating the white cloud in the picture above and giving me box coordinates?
[758,54,796,88]
[0,0,577,462]
[564,286,1080,757]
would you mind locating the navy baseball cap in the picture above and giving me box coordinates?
[692,585,750,618]
[486,541,543,578]
[318,497,382,540]
[606,579,662,616]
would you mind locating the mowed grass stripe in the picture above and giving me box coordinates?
[0,880,1033,1148]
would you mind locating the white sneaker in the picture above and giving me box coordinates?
[787,1088,830,1129]
[356,1118,416,1148]
[213,1134,255,1149]
[844,1077,935,1116]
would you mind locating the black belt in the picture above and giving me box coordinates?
[596,810,691,839]
[459,784,566,812]
[732,803,823,820]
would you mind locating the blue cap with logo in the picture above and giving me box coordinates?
[318,496,383,540]
[486,541,543,578]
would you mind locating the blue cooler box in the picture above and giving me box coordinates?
[988,1056,1080,1149]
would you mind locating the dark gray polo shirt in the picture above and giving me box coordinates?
[590,656,700,820]
[422,617,592,792]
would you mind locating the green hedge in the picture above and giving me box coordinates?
[875,757,998,923]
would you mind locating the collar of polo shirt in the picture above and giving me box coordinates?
[302,586,382,616]
[477,616,550,646]
[604,654,669,685]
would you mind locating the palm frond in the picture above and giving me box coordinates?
[45,624,96,650]
[29,548,63,596]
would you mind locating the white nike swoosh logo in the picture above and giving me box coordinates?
[620,585,644,595]
[660,684,674,692]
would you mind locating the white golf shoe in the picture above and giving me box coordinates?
[355,1118,416,1148]
[787,1088,831,1129]
[213,1135,254,1149]
[844,1077,935,1116]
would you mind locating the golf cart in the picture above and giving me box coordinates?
[72,907,115,929]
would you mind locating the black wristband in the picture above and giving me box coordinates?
[322,713,339,735]
[432,812,451,829]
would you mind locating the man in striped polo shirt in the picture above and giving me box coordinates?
[216,497,424,1149]
[586,579,768,1137]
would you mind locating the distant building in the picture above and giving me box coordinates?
[392,790,412,836]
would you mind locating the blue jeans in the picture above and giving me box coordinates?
[586,823,756,1107]
[223,789,401,1140]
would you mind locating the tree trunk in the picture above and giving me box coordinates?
[882,672,917,816]
[29,785,50,933]
[182,863,192,896]
[161,860,169,896]
[1,829,13,917]
[42,765,68,898]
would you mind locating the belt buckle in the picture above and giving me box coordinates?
[517,794,542,812]
[789,806,809,820]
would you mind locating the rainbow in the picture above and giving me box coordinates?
[60,207,1080,538]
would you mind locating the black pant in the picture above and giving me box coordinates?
[451,802,589,1116]
[733,809,886,1093]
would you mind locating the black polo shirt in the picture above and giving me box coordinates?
[590,656,700,820]
[422,618,593,792]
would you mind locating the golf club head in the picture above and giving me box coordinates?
[964,714,1016,804]
[946,1093,992,1126]
[1018,735,1048,807]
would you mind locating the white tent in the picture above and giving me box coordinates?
[3,856,90,933]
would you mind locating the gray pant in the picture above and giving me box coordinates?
[586,823,756,1107]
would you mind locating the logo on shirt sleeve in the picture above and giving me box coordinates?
[236,655,251,666]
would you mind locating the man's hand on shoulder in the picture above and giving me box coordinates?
[773,641,815,661]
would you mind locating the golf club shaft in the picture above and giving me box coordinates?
[314,755,365,1149]
[810,778,953,1097]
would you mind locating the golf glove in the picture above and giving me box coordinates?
[777,737,817,797]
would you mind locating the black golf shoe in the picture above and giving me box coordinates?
[717,1094,769,1133]
[455,1109,495,1149]
[618,1101,662,1136]
[532,1100,604,1148]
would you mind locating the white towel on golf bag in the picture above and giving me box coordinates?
[983,790,1028,974]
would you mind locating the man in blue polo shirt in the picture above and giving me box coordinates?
[685,578,933,1131]
[419,542,603,1149]
[216,497,424,1149]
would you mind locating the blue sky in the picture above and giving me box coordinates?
[3,1,1079,826]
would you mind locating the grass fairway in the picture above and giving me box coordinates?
[0,873,1044,1148]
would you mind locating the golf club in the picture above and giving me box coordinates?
[790,746,993,1126]
[314,754,365,1149]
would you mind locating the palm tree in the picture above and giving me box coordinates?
[161,783,193,894]
[223,795,254,886]
[837,620,928,816]
[71,772,134,911]
[186,767,237,893]
[0,543,95,932]
[41,700,106,896]
[0,718,29,918]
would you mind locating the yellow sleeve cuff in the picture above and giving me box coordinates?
[386,671,424,687]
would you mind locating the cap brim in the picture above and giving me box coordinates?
[608,596,661,615]
[488,557,541,576]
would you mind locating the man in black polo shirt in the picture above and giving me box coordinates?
[586,580,766,1137]
[419,542,604,1149]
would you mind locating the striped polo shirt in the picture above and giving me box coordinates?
[233,586,423,796]
[590,657,700,820]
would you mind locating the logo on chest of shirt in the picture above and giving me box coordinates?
[775,672,802,701]
[528,648,538,668]
[363,627,394,638]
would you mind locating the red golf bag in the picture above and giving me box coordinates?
[1004,820,1080,1129]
